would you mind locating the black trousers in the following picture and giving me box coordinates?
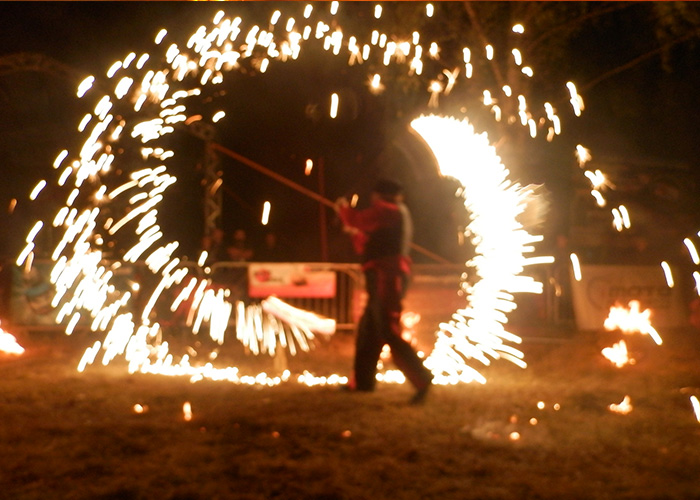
[353,267,433,391]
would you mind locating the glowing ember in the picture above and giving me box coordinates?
[0,327,25,356]
[133,403,149,414]
[183,401,193,421]
[604,300,662,346]
[601,339,635,368]
[608,395,633,415]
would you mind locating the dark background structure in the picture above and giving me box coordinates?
[1,2,699,264]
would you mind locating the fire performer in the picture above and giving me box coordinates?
[335,179,433,404]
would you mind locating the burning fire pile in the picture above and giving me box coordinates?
[601,300,663,368]
[604,300,663,346]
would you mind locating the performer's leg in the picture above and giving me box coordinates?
[353,271,384,391]
[385,332,432,390]
[384,271,433,391]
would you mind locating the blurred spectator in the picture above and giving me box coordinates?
[256,232,284,262]
[227,229,254,261]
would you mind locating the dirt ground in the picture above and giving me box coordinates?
[2,325,700,500]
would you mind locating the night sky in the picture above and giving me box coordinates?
[1,2,699,262]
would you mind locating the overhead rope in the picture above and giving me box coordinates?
[209,141,453,265]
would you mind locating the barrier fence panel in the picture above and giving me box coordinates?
[5,259,205,333]
[210,262,364,330]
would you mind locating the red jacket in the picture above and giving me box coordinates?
[338,199,412,274]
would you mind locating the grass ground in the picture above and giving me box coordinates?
[1,325,700,500]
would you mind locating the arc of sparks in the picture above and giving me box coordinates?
[20,4,582,384]
[411,115,551,384]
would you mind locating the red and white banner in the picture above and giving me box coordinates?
[571,264,686,330]
[248,263,336,299]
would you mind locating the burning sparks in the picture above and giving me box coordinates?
[304,158,313,175]
[691,396,700,423]
[411,115,549,384]
[18,4,589,387]
[612,205,631,231]
[660,261,675,288]
[569,253,582,281]
[329,92,339,118]
[684,237,700,265]
[261,201,271,225]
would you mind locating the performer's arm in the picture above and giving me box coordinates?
[337,202,384,233]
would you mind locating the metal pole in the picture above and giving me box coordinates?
[318,156,328,261]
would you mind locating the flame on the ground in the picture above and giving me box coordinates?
[604,300,663,345]
[601,339,635,368]
[609,395,633,415]
[0,326,25,356]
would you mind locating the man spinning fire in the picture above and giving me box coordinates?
[335,179,433,404]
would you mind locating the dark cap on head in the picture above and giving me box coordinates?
[372,179,403,196]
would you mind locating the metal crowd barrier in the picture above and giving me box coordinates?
[1,258,560,333]
[209,261,364,330]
